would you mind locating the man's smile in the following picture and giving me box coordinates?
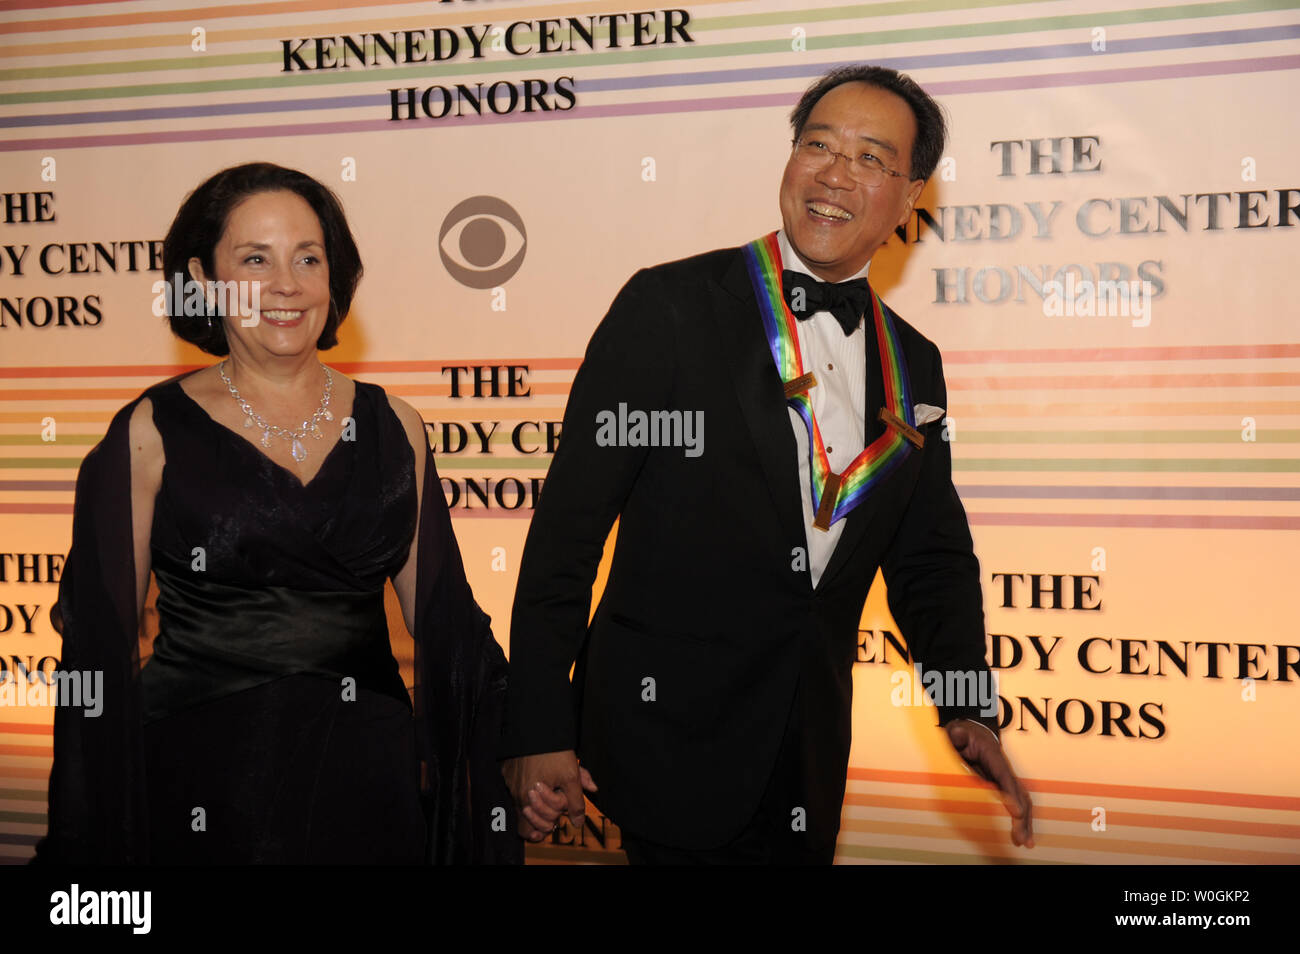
[807,200,854,222]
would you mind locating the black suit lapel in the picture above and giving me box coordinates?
[816,292,918,589]
[708,249,808,555]
[709,253,920,590]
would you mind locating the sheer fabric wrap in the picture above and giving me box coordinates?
[34,380,521,864]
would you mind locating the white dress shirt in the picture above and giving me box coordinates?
[776,230,869,588]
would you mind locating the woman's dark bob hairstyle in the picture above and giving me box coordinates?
[161,162,363,356]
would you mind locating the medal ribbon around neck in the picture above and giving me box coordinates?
[743,232,915,529]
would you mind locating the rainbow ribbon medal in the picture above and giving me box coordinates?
[742,232,920,531]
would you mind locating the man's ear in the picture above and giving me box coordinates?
[897,178,926,227]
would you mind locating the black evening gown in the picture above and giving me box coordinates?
[141,379,424,863]
[35,374,521,865]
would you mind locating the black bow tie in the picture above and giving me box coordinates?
[781,270,868,336]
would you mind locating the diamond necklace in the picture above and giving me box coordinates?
[219,360,334,463]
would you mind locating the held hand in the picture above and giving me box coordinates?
[945,719,1035,849]
[501,750,598,843]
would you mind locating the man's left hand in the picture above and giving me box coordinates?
[944,719,1034,848]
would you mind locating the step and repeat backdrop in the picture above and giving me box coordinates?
[1,0,1297,864]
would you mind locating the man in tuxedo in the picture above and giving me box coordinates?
[500,65,1033,863]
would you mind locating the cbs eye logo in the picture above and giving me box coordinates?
[438,196,527,289]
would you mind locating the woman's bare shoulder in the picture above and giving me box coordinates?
[128,396,164,482]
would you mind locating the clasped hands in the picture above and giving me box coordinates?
[500,750,597,842]
[502,725,1034,848]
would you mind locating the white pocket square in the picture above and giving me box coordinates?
[913,403,945,426]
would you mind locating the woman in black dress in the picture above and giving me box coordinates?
[36,163,518,864]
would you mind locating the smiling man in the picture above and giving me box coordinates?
[501,65,1034,864]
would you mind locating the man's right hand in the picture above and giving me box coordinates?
[501,750,598,843]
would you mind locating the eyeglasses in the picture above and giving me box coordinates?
[790,138,909,186]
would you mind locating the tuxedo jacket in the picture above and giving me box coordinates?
[502,244,996,850]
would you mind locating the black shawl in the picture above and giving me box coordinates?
[33,385,522,864]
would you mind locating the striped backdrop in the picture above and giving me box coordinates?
[2,0,1297,864]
